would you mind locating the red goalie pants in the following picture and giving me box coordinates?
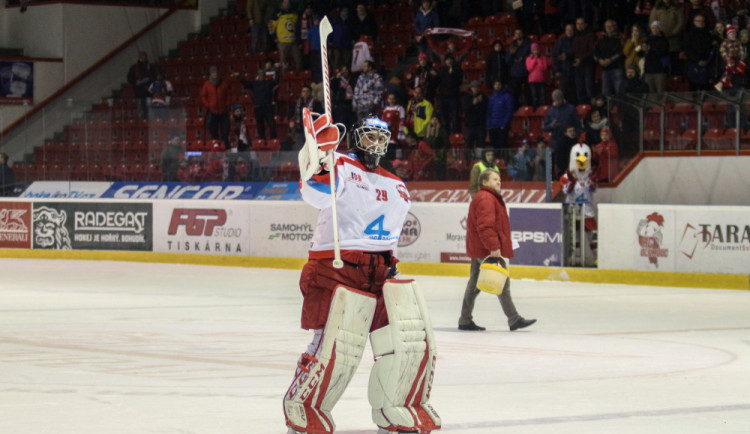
[300,250,396,331]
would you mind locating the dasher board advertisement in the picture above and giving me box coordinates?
[0,201,32,248]
[31,202,152,251]
[598,204,750,274]
[396,202,563,266]
[102,182,263,200]
[248,201,318,258]
[153,201,252,255]
[20,181,113,199]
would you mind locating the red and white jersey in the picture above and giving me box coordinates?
[381,104,406,138]
[561,171,597,218]
[351,39,374,73]
[301,152,411,256]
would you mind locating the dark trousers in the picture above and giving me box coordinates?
[254,105,277,140]
[459,257,519,327]
[574,62,595,104]
[440,97,461,134]
[465,124,485,148]
[560,70,576,105]
[488,127,509,152]
[509,75,528,108]
[206,112,230,148]
[529,82,546,109]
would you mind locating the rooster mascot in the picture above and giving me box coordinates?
[560,143,597,265]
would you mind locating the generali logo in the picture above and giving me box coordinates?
[636,212,668,267]
[0,204,31,248]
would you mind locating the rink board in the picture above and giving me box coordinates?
[2,198,748,288]
[598,204,750,274]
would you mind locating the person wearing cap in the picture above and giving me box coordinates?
[406,52,439,102]
[543,89,579,175]
[619,63,650,95]
[509,139,533,181]
[526,42,549,108]
[649,0,683,73]
[594,19,625,97]
[200,65,231,149]
[463,80,488,151]
[642,20,669,93]
[718,24,746,90]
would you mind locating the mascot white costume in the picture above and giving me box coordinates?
[560,143,597,265]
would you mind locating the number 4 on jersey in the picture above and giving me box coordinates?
[365,214,390,239]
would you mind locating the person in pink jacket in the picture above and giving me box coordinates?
[526,42,549,108]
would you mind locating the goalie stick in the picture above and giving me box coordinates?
[319,16,344,269]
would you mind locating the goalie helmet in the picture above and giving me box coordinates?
[351,116,391,170]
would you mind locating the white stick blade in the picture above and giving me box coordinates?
[320,16,333,39]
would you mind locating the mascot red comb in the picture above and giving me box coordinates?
[560,142,598,265]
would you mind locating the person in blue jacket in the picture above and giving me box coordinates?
[486,80,514,152]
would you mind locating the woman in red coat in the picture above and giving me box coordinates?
[458,168,537,331]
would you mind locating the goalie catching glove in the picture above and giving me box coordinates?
[298,108,347,181]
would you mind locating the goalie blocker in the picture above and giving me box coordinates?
[284,281,441,434]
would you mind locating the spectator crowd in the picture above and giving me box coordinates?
[33,0,750,185]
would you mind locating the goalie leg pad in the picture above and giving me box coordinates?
[368,279,441,433]
[284,285,376,433]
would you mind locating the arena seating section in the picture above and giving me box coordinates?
[11,5,744,185]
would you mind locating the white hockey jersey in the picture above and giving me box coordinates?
[301,152,411,256]
[351,39,374,73]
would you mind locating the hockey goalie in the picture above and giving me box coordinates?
[283,108,441,434]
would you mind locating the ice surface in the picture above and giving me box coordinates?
[1,259,749,433]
